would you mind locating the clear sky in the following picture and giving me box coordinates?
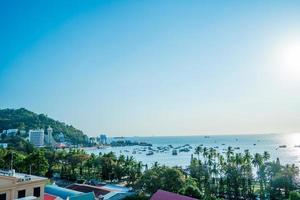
[1,0,300,137]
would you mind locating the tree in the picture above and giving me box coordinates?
[136,166,186,194]
[25,150,49,176]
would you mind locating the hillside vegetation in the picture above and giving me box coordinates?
[0,108,88,145]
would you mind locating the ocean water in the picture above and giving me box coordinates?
[86,133,300,168]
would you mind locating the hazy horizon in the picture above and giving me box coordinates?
[1,1,300,137]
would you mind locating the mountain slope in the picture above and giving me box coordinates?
[0,108,89,145]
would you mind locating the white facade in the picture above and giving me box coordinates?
[0,143,8,149]
[2,129,18,137]
[0,170,47,200]
[46,126,53,145]
[29,129,44,147]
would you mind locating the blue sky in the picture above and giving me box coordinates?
[1,0,300,136]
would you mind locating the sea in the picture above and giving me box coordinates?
[86,133,300,168]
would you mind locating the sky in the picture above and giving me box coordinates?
[1,0,300,137]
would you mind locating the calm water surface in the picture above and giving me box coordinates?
[86,133,300,168]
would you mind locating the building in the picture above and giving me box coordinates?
[150,190,198,200]
[99,134,107,144]
[45,185,95,200]
[1,129,18,137]
[0,143,8,149]
[58,133,65,143]
[45,126,54,145]
[29,129,45,147]
[66,184,134,200]
[66,184,112,198]
[0,169,48,200]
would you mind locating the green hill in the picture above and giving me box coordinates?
[0,108,89,145]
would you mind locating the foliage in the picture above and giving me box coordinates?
[290,191,300,200]
[136,165,185,194]
[0,108,89,145]
[0,138,299,199]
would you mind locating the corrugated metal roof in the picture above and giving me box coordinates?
[45,185,82,199]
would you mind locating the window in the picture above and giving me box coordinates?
[18,190,25,198]
[33,187,40,197]
[0,193,6,200]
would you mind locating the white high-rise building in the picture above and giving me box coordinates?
[46,126,53,144]
[29,129,44,147]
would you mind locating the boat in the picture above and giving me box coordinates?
[146,151,154,156]
[279,145,287,148]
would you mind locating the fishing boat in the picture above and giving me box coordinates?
[146,151,154,156]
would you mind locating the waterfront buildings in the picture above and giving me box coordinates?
[98,134,107,144]
[29,129,45,147]
[0,169,47,200]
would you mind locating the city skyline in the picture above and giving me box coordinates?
[1,1,300,137]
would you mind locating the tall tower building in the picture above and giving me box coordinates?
[47,126,53,145]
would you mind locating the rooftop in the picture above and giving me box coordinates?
[0,169,47,182]
[45,185,95,200]
[150,190,198,200]
[66,183,113,197]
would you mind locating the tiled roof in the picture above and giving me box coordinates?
[150,190,198,200]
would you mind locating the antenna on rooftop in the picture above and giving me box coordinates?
[10,152,13,170]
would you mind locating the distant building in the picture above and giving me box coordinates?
[99,134,107,144]
[58,132,65,142]
[29,129,45,147]
[19,130,27,136]
[0,143,8,149]
[2,129,18,137]
[0,169,48,200]
[45,126,53,145]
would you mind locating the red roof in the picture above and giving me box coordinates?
[150,190,198,200]
[44,193,58,200]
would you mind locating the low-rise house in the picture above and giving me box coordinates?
[66,184,134,200]
[2,129,18,137]
[45,185,95,200]
[0,169,48,200]
[150,189,198,200]
[66,184,112,198]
